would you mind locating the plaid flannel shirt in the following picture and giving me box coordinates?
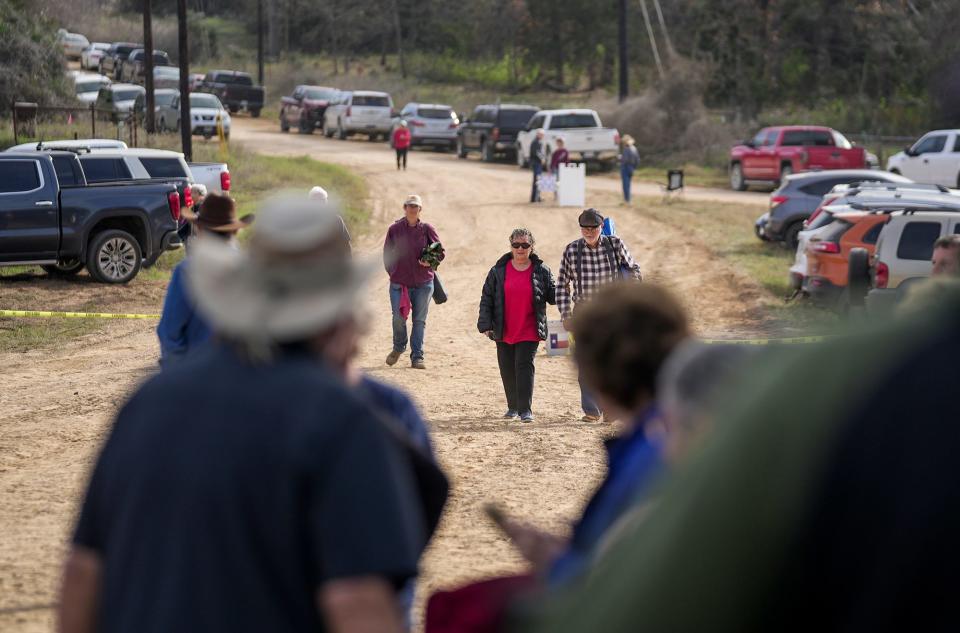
[556,236,642,319]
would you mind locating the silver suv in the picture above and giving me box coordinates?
[391,103,459,150]
[860,204,960,313]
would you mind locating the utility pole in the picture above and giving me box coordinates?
[177,0,192,161]
[143,0,156,134]
[618,0,628,102]
[639,0,664,80]
[257,0,264,85]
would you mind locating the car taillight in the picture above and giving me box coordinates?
[492,127,500,140]
[770,195,788,209]
[875,261,889,289]
[449,122,458,129]
[183,186,193,209]
[812,241,840,254]
[346,106,352,117]
[167,191,181,221]
[220,170,231,192]
[410,120,425,127]
[613,131,620,145]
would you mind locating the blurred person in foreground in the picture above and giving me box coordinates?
[156,192,252,367]
[556,208,643,422]
[429,283,689,633]
[60,196,446,633]
[931,234,960,277]
[383,194,444,370]
[520,288,960,633]
[478,228,556,423]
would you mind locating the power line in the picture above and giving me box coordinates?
[639,0,665,80]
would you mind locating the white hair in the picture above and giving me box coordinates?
[308,186,329,203]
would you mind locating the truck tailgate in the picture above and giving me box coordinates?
[188,162,229,195]
[806,147,865,170]
[552,128,619,153]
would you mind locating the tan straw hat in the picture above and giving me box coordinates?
[622,134,636,146]
[181,192,253,233]
[188,194,376,345]
[403,194,423,208]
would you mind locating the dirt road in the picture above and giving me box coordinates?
[0,118,768,631]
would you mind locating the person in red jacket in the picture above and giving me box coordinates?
[393,121,412,171]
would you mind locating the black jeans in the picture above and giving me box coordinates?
[496,341,539,413]
[530,162,542,202]
[396,148,408,170]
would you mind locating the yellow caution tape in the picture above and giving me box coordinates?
[702,335,828,345]
[0,309,159,320]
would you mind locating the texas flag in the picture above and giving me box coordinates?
[550,333,569,349]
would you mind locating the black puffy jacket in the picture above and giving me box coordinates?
[477,253,557,341]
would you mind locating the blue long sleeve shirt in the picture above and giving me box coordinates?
[156,260,212,367]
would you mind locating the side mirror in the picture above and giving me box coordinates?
[743,139,756,148]
[903,146,915,157]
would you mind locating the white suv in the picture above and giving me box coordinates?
[863,205,960,313]
[322,91,394,141]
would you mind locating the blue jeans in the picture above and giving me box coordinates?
[390,280,433,360]
[621,165,634,202]
[579,373,602,417]
[531,162,543,202]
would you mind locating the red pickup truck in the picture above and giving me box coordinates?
[729,126,867,190]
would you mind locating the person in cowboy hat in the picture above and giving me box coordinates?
[619,134,640,203]
[156,192,253,367]
[62,195,446,633]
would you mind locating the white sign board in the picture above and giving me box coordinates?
[557,163,586,207]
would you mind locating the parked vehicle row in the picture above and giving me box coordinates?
[134,90,232,139]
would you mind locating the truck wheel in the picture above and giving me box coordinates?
[251,109,261,118]
[847,247,871,308]
[779,163,793,186]
[783,221,803,250]
[337,123,347,140]
[481,139,494,163]
[280,112,290,132]
[729,162,746,191]
[41,259,84,277]
[229,106,239,114]
[516,146,528,169]
[299,116,312,134]
[86,230,142,284]
[456,137,467,159]
[323,123,333,138]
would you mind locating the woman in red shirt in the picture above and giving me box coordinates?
[478,228,557,422]
[392,121,412,170]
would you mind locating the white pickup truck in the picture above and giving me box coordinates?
[515,109,620,170]
[188,162,231,195]
[886,129,960,188]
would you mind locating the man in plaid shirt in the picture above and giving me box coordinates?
[557,208,642,421]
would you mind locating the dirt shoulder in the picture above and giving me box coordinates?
[0,117,770,632]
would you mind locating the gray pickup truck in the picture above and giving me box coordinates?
[0,152,182,283]
[200,70,265,117]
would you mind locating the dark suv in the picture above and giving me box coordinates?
[99,42,142,80]
[457,104,539,162]
[755,169,911,248]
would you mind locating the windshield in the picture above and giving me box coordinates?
[304,88,336,100]
[114,90,143,102]
[353,95,390,107]
[498,109,537,127]
[75,81,103,94]
[417,107,453,119]
[190,94,222,109]
[549,113,598,129]
[219,74,253,86]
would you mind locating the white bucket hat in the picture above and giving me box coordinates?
[187,193,375,347]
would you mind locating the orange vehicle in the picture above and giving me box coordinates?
[803,211,890,309]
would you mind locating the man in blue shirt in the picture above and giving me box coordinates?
[60,196,447,633]
[156,192,252,366]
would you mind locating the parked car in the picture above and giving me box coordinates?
[280,85,338,134]
[99,42,142,80]
[457,104,539,161]
[754,169,911,248]
[120,48,171,84]
[886,129,960,187]
[5,139,128,152]
[80,42,111,70]
[199,70,265,117]
[515,109,620,170]
[158,92,231,139]
[94,83,146,122]
[730,126,869,191]
[854,205,960,314]
[133,88,179,131]
[322,90,394,140]
[71,72,111,104]
[79,148,196,208]
[152,66,181,90]
[0,151,182,282]
[389,103,459,150]
[60,32,90,60]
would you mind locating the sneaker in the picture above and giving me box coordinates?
[503,410,519,420]
[520,411,535,423]
[581,413,602,423]
[411,359,426,370]
[385,350,402,366]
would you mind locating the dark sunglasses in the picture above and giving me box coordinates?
[579,224,601,229]
[511,242,532,249]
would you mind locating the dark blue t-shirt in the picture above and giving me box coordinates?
[72,345,427,633]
